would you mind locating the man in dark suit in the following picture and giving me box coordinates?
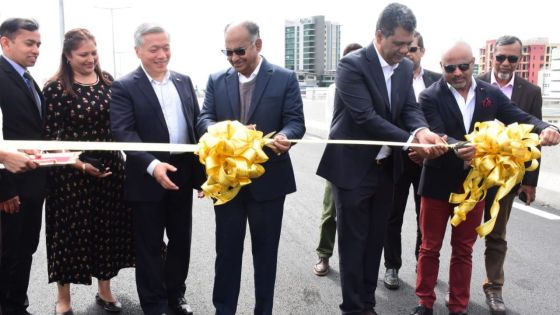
[477,35,543,315]
[196,21,305,315]
[0,18,46,315]
[316,4,447,314]
[411,41,560,315]
[110,23,201,315]
[383,30,441,290]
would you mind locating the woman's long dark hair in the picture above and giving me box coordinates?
[49,28,112,98]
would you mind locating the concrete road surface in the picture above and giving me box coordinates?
[26,137,560,314]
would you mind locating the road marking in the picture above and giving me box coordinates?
[513,202,560,220]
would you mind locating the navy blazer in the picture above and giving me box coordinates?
[196,58,306,202]
[0,55,46,201]
[316,43,428,189]
[418,78,549,201]
[110,67,203,202]
[478,72,543,187]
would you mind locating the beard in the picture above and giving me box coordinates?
[497,71,512,81]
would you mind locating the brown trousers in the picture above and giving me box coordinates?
[483,190,516,288]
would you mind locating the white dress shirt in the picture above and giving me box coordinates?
[373,43,400,160]
[447,78,477,132]
[412,67,426,102]
[143,66,188,176]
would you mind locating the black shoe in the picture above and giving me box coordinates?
[484,285,506,315]
[360,308,378,315]
[169,297,193,315]
[410,305,433,315]
[95,293,122,313]
[384,268,400,290]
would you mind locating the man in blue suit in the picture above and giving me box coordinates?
[110,23,202,315]
[316,4,447,314]
[197,21,305,315]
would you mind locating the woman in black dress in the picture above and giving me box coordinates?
[43,28,134,315]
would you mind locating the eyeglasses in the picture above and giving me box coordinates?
[495,54,519,63]
[443,63,470,73]
[221,45,251,57]
[408,46,419,53]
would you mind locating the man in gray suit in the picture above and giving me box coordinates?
[478,35,543,315]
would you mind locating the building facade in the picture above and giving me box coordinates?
[478,38,560,85]
[285,16,341,87]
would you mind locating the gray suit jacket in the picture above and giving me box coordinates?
[478,72,542,186]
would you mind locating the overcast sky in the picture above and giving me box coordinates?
[1,0,559,89]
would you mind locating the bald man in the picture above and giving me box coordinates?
[410,41,560,315]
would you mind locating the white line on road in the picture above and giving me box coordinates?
[513,201,560,220]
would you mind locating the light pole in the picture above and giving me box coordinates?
[59,0,65,46]
[95,6,130,77]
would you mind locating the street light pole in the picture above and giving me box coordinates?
[95,6,130,78]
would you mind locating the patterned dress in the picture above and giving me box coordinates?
[43,76,134,284]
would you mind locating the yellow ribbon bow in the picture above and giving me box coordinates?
[449,120,541,237]
[197,120,271,205]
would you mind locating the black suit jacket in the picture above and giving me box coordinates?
[422,69,441,90]
[110,67,203,202]
[478,72,542,186]
[196,58,306,202]
[0,55,46,201]
[418,78,549,201]
[317,43,428,189]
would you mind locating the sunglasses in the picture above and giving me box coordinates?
[221,45,251,57]
[408,46,419,53]
[443,63,470,73]
[495,54,519,63]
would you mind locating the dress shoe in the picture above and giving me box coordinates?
[410,305,433,315]
[313,257,330,276]
[169,297,193,315]
[360,309,378,315]
[484,286,506,315]
[95,293,122,313]
[383,268,400,290]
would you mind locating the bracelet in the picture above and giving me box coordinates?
[81,163,86,173]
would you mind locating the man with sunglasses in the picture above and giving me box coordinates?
[410,41,560,315]
[382,31,441,291]
[197,21,305,315]
[477,35,542,315]
[317,3,449,314]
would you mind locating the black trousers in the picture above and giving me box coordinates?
[0,170,45,315]
[383,154,422,270]
[132,155,193,315]
[333,160,394,315]
[212,188,285,315]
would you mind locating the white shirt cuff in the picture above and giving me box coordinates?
[403,127,428,150]
[147,159,161,176]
